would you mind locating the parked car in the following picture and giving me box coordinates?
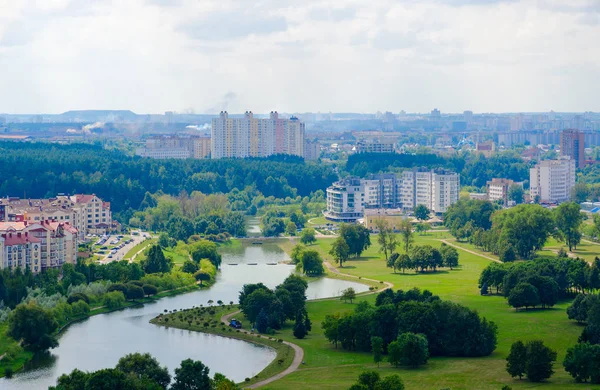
[229,319,242,329]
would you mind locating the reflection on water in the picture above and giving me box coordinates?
[1,241,368,389]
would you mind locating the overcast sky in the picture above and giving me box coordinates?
[0,0,599,114]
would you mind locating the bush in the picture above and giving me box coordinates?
[4,368,13,378]
[388,333,429,367]
[103,291,126,309]
[67,293,90,305]
[125,284,145,301]
[142,284,159,297]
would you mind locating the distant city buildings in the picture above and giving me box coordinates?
[304,139,320,160]
[560,129,585,168]
[211,111,305,159]
[355,139,395,154]
[530,157,576,203]
[486,178,516,205]
[325,168,459,221]
[136,135,211,159]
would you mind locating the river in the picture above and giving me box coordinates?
[1,241,368,389]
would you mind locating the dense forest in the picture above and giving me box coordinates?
[0,142,336,218]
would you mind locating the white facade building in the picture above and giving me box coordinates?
[530,157,576,203]
[211,111,305,159]
[400,168,460,213]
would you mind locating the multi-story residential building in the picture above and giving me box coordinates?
[401,168,460,213]
[486,178,515,205]
[530,157,576,203]
[0,220,78,273]
[136,135,211,159]
[304,139,320,160]
[560,129,585,168]
[211,111,305,159]
[325,177,365,221]
[0,194,112,237]
[355,140,395,154]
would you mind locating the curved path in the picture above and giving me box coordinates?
[220,310,304,389]
[217,262,393,388]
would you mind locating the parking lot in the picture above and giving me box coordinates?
[93,231,149,264]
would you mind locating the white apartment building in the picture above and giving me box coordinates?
[486,178,515,205]
[211,111,305,159]
[530,157,576,203]
[400,168,460,213]
[136,135,211,159]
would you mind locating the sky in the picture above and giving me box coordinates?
[0,0,599,115]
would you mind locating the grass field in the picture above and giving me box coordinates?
[123,238,156,260]
[258,233,588,389]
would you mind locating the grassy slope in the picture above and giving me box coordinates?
[263,233,585,389]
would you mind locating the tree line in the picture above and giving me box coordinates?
[49,352,237,390]
[322,288,497,358]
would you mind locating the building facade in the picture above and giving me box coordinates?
[211,111,305,159]
[560,129,585,168]
[486,178,515,205]
[400,168,460,213]
[136,135,211,159]
[325,177,365,221]
[530,157,576,203]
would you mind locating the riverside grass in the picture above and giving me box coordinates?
[262,233,586,389]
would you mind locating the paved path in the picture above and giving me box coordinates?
[323,261,393,293]
[439,239,502,263]
[220,310,304,389]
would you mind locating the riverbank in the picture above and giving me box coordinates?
[150,305,295,388]
[0,281,205,378]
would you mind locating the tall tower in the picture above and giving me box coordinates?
[560,129,585,168]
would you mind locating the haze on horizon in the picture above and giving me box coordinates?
[0,0,599,115]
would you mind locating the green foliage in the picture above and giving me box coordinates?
[357,371,380,390]
[189,240,222,268]
[414,204,430,222]
[285,221,298,236]
[554,202,583,251]
[158,232,170,248]
[300,228,317,245]
[171,359,212,390]
[347,371,404,390]
[567,294,599,323]
[508,184,524,204]
[298,250,325,276]
[444,199,496,241]
[375,219,398,261]
[115,352,171,389]
[329,236,350,267]
[371,336,383,367]
[410,245,443,272]
[398,219,413,254]
[389,332,429,367]
[293,309,309,339]
[339,224,371,258]
[8,303,58,352]
[506,340,527,379]
[341,287,356,303]
[181,260,199,274]
[439,244,459,269]
[142,284,158,296]
[103,291,126,309]
[142,245,173,274]
[507,283,540,310]
[524,340,557,382]
[563,342,600,383]
[125,284,145,301]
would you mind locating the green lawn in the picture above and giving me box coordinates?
[123,238,156,260]
[260,234,586,389]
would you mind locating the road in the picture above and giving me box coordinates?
[97,231,149,264]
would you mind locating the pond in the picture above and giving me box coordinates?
[1,241,368,389]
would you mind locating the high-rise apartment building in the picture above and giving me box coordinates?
[400,168,460,213]
[530,157,576,203]
[560,129,585,168]
[211,111,305,159]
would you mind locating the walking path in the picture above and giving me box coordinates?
[323,261,393,293]
[220,310,304,389]
[439,239,502,263]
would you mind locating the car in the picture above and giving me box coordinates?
[107,255,113,258]
[229,319,242,329]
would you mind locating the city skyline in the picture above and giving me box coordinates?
[1,1,599,114]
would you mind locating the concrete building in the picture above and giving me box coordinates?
[530,157,576,203]
[211,111,305,159]
[325,177,365,221]
[304,139,320,160]
[486,178,515,205]
[355,140,395,153]
[560,129,585,168]
[136,135,211,159]
[400,168,460,213]
[0,221,78,273]
[363,209,405,231]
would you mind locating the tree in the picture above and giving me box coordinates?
[330,236,350,267]
[256,308,269,333]
[293,310,309,339]
[290,244,305,264]
[378,375,405,390]
[339,224,371,258]
[375,219,397,261]
[116,352,171,389]
[85,368,132,390]
[125,284,145,301]
[158,232,170,248]
[395,254,412,274]
[357,371,380,390]
[8,303,59,352]
[189,240,222,268]
[300,228,317,245]
[554,202,583,251]
[508,283,540,310]
[414,204,430,222]
[444,199,496,240]
[567,294,599,324]
[440,243,459,269]
[508,185,524,205]
[299,250,325,276]
[171,359,212,390]
[142,284,158,297]
[51,369,90,390]
[563,342,600,383]
[389,333,429,367]
[371,336,383,367]
[143,245,172,274]
[103,291,126,309]
[386,252,400,273]
[571,181,590,203]
[506,340,527,379]
[193,270,211,286]
[181,260,199,274]
[525,340,557,382]
[341,287,356,303]
[398,218,414,254]
[285,221,298,236]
